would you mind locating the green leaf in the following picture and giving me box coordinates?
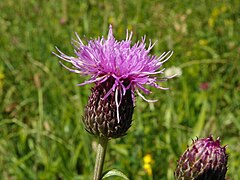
[102,169,129,180]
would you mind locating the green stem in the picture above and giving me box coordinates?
[93,136,108,180]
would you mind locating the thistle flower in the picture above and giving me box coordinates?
[53,25,173,138]
[175,136,228,180]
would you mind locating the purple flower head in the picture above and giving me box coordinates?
[53,25,173,123]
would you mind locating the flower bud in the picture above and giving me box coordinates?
[175,136,228,180]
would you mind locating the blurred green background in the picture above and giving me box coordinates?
[0,0,239,179]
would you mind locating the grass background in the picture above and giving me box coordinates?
[0,0,239,179]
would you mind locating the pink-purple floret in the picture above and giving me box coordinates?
[53,25,173,104]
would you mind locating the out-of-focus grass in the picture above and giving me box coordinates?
[0,0,239,179]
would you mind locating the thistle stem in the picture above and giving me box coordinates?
[93,136,108,180]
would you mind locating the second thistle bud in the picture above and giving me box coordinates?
[83,77,134,139]
[175,136,228,180]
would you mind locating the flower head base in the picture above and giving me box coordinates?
[54,25,173,138]
[84,76,133,138]
[174,136,228,180]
